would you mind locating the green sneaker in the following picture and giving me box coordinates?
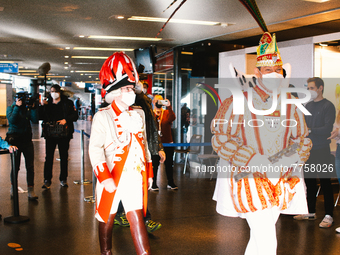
[114,214,130,227]
[145,220,162,233]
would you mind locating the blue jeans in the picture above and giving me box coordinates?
[335,144,340,184]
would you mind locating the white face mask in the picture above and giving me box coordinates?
[261,72,284,92]
[121,91,136,106]
[143,88,147,94]
[51,92,60,99]
[309,90,318,100]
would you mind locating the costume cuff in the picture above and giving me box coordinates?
[232,146,256,167]
[93,161,112,183]
[146,161,153,179]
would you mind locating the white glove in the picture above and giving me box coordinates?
[101,178,116,193]
[148,178,153,190]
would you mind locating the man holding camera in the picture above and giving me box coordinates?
[6,91,39,200]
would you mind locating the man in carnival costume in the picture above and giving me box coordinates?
[89,52,153,255]
[211,32,312,255]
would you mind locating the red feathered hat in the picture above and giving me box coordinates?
[99,52,139,98]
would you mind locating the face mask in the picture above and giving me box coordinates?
[143,88,147,94]
[310,90,318,100]
[121,91,136,106]
[51,92,60,99]
[261,72,284,92]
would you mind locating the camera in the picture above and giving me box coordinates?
[16,92,37,108]
[158,100,168,106]
[155,99,169,109]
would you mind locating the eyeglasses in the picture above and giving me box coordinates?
[121,87,135,92]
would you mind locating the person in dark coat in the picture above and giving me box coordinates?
[39,84,78,188]
[6,91,39,200]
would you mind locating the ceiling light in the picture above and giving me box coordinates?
[116,15,124,19]
[38,75,67,78]
[88,35,162,41]
[75,71,100,73]
[19,70,37,72]
[319,43,328,46]
[20,73,39,75]
[65,47,71,50]
[303,0,330,2]
[0,60,16,63]
[65,56,69,58]
[181,51,193,55]
[71,56,108,59]
[64,62,68,64]
[73,47,134,51]
[79,35,85,38]
[128,16,221,26]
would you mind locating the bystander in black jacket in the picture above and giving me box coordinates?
[39,84,78,189]
[39,94,77,139]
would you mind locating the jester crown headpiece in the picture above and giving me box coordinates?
[256,32,282,67]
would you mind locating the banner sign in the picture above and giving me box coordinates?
[0,63,19,73]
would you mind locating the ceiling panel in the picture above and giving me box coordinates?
[0,0,340,82]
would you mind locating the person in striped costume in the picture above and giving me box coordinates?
[211,32,312,255]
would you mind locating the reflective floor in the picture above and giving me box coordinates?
[1,120,340,255]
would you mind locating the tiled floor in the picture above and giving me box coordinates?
[1,120,340,255]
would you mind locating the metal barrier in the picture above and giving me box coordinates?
[73,129,92,185]
[84,172,96,203]
[73,129,96,203]
[0,150,30,224]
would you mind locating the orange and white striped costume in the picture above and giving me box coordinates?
[89,101,153,223]
[211,87,312,218]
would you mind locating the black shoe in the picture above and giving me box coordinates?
[151,185,159,191]
[42,180,51,189]
[167,184,178,190]
[60,180,68,187]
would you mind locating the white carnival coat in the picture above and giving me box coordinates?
[89,101,153,223]
[211,86,312,218]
